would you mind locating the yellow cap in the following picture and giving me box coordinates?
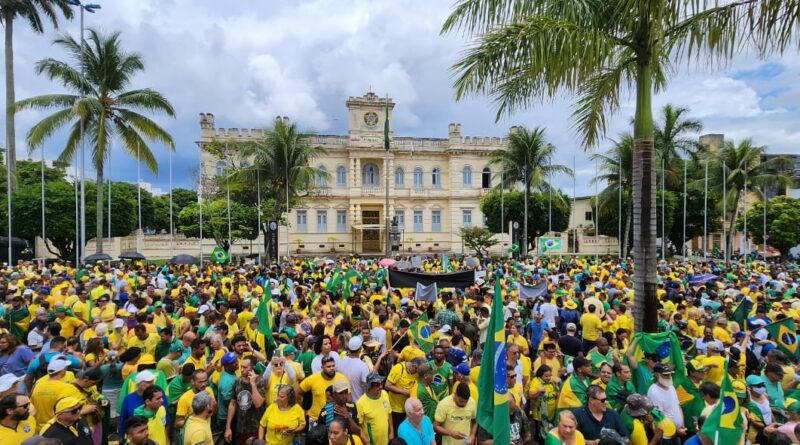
[55,396,82,413]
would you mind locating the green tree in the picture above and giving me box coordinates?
[460,226,497,258]
[480,189,571,239]
[15,29,176,253]
[176,199,259,248]
[736,196,800,256]
[151,188,198,233]
[489,127,572,254]
[655,104,702,188]
[1,0,72,188]
[442,0,775,332]
[591,134,633,255]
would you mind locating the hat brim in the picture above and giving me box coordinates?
[627,408,649,417]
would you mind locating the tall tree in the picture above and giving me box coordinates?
[736,196,800,257]
[655,104,702,188]
[489,127,572,253]
[1,0,73,188]
[15,29,175,254]
[591,134,633,256]
[441,0,781,332]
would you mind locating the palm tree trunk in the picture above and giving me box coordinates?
[632,61,658,333]
[623,196,632,257]
[4,10,16,189]
[96,166,104,252]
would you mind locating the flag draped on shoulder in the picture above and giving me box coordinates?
[255,295,276,357]
[409,312,434,354]
[415,281,437,303]
[764,318,800,359]
[701,359,743,444]
[628,331,686,385]
[476,277,510,445]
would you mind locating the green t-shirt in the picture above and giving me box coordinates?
[429,360,453,400]
[297,351,315,377]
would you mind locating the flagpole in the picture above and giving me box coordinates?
[501,160,504,248]
[199,145,204,263]
[548,156,552,234]
[744,173,748,257]
[661,158,665,261]
[682,159,687,257]
[703,159,708,260]
[723,162,727,264]
[256,162,262,264]
[384,93,391,258]
[169,148,174,258]
[618,153,622,258]
[763,174,768,259]
[572,155,576,255]
[595,159,599,262]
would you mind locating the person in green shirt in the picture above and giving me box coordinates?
[154,327,174,362]
[677,360,707,434]
[297,337,316,377]
[625,337,659,395]
[588,338,616,376]
[413,363,440,420]
[606,363,637,411]
[429,345,453,400]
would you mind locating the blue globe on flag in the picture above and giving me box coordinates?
[721,396,737,414]
[419,324,431,339]
[656,340,671,359]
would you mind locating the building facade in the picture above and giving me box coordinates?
[198,92,512,255]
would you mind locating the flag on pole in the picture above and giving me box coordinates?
[326,268,342,296]
[255,295,276,357]
[342,268,362,300]
[763,318,800,359]
[476,276,510,445]
[731,297,752,330]
[700,358,743,444]
[211,246,230,264]
[409,312,434,354]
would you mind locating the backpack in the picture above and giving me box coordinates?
[32,353,51,380]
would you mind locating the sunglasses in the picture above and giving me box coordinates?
[65,407,81,415]
[593,397,608,403]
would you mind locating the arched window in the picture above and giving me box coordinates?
[482,167,491,188]
[336,166,347,187]
[413,167,423,187]
[362,163,379,186]
[316,165,328,188]
[215,160,226,177]
[395,168,405,188]
[432,167,441,188]
[462,166,472,187]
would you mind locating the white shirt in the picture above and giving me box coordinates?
[647,382,684,429]
[338,355,370,402]
[370,327,387,353]
[538,302,559,327]
[311,352,341,374]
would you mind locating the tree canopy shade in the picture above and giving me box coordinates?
[14,28,175,253]
[737,196,800,257]
[480,190,571,238]
[460,226,497,258]
[176,199,259,248]
[151,188,197,234]
[441,0,797,332]
[1,0,73,188]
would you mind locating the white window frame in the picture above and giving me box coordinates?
[395,168,405,188]
[462,210,473,228]
[463,166,472,187]
[413,167,423,188]
[413,210,423,232]
[296,210,307,233]
[432,210,441,232]
[432,167,441,188]
[336,210,347,233]
[317,210,328,233]
[336,166,347,187]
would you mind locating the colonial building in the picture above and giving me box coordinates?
[198,92,512,255]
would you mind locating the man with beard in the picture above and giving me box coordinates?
[429,345,453,401]
[224,357,266,445]
[606,363,636,411]
[175,370,215,429]
[0,394,36,442]
[215,353,239,433]
[587,338,616,376]
[5,295,31,343]
[647,363,685,436]
[298,356,350,422]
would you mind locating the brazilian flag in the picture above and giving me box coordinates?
[764,318,800,359]
[476,277,510,445]
[409,313,434,354]
[375,268,386,288]
[326,268,342,296]
[627,331,687,387]
[342,268,362,300]
[211,246,230,264]
[701,358,743,443]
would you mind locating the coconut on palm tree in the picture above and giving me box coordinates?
[489,126,572,255]
[441,0,785,332]
[15,29,175,254]
[1,0,73,188]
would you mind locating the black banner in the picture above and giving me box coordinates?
[388,269,475,289]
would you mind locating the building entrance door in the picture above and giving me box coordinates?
[362,210,381,252]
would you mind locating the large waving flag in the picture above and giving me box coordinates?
[342,268,362,300]
[255,295,276,357]
[731,297,752,329]
[415,281,438,303]
[476,277,510,444]
[409,313,434,354]
[701,358,743,443]
[326,268,342,296]
[764,318,800,359]
[628,331,686,387]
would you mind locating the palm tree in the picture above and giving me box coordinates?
[490,126,572,255]
[655,104,702,190]
[704,139,791,257]
[239,117,327,221]
[15,29,175,253]
[591,134,633,256]
[441,1,781,332]
[1,0,73,188]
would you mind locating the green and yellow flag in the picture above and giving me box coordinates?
[409,313,434,354]
[326,268,342,296]
[384,95,391,151]
[476,276,510,445]
[701,359,743,444]
[211,246,230,264]
[764,318,800,359]
[627,331,687,390]
[255,295,276,357]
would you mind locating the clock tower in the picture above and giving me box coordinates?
[345,92,394,139]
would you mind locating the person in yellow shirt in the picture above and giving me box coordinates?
[385,357,424,434]
[30,356,83,428]
[182,339,208,372]
[580,304,603,353]
[434,382,477,445]
[257,385,305,445]
[0,393,37,443]
[297,357,350,421]
[54,307,86,339]
[131,386,167,445]
[181,390,215,445]
[175,370,215,430]
[356,372,393,445]
[127,325,160,356]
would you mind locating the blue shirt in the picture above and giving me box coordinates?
[684,434,702,445]
[0,345,35,376]
[398,416,435,445]
[26,351,82,376]
[118,390,170,438]
[216,371,237,421]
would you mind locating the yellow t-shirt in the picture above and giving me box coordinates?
[630,418,648,445]
[182,415,213,445]
[266,371,293,405]
[126,333,160,356]
[31,379,81,428]
[580,313,602,341]
[356,390,391,445]
[399,345,426,363]
[259,403,306,445]
[387,362,417,413]
[145,406,168,445]
[299,372,349,420]
[72,300,90,322]
[176,387,215,419]
[434,395,477,445]
[702,355,727,385]
[57,316,84,338]
[0,416,37,442]
[528,377,557,421]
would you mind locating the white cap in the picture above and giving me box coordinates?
[23,288,33,296]
[566,323,577,331]
[47,356,71,374]
[440,324,452,333]
[400,298,410,305]
[0,374,22,393]
[135,370,155,384]
[348,336,363,351]
[198,304,211,315]
[112,319,125,329]
[508,302,518,311]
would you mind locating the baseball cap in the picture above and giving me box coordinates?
[331,380,349,393]
[653,363,674,375]
[112,319,125,329]
[0,374,22,393]
[169,343,183,353]
[55,396,82,414]
[348,336,363,352]
[221,352,238,366]
[47,356,71,374]
[282,345,297,356]
[454,363,471,376]
[746,375,764,386]
[366,372,385,385]
[687,359,706,373]
[440,324,452,333]
[135,370,155,384]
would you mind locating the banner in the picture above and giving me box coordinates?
[415,282,438,303]
[519,281,548,300]
[388,269,475,289]
[538,237,563,255]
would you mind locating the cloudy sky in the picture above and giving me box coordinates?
[6,0,800,196]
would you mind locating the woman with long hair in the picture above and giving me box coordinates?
[0,332,35,377]
[84,338,106,368]
[258,385,305,445]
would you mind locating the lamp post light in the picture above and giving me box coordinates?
[66,0,100,261]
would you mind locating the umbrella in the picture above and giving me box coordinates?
[466,257,480,268]
[324,259,335,265]
[84,252,112,262]
[169,254,198,265]
[689,273,718,285]
[379,258,397,267]
[119,251,146,260]
[395,260,413,270]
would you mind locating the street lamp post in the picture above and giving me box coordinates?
[66,0,100,261]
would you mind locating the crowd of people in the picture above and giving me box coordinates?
[0,254,798,445]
